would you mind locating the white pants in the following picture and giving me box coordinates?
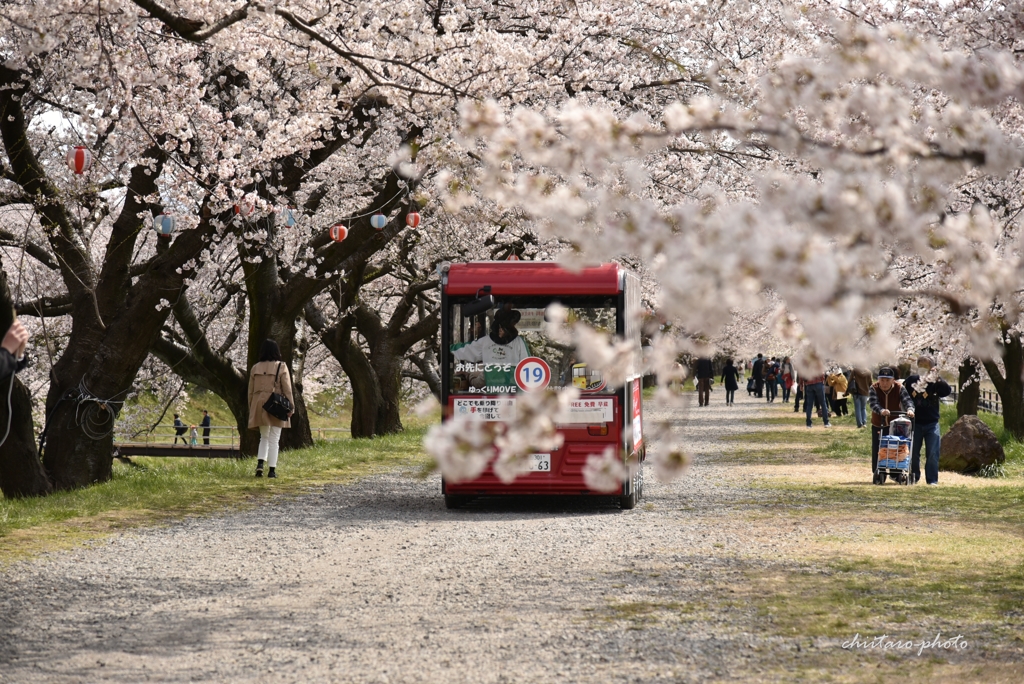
[257,425,282,467]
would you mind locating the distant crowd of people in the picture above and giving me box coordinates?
[691,354,952,485]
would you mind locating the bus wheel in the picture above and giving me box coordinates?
[445,495,470,509]
[619,473,638,510]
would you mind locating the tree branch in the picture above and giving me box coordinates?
[130,0,253,42]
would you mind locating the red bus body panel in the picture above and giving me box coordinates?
[443,396,622,495]
[445,262,621,296]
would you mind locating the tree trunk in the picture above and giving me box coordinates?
[333,331,381,439]
[956,357,981,417]
[242,245,313,451]
[982,329,1024,440]
[371,340,404,435]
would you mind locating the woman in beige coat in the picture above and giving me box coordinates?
[248,339,294,478]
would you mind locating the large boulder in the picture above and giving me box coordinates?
[939,415,1005,474]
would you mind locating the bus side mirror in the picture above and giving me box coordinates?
[463,286,495,317]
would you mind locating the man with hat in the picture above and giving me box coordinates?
[868,367,915,481]
[903,355,951,485]
[453,305,530,390]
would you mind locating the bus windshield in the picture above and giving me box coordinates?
[448,296,618,395]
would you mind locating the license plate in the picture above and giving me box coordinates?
[529,453,551,472]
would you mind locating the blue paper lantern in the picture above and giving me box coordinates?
[154,214,176,238]
[370,212,387,230]
[279,206,297,227]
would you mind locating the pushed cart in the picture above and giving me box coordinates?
[874,414,913,485]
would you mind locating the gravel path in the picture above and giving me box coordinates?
[1,394,819,683]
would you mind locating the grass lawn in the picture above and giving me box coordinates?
[719,403,1024,681]
[1,408,437,565]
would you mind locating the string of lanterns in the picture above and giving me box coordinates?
[64,147,422,241]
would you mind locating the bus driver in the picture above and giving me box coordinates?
[453,307,531,390]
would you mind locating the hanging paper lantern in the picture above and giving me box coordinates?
[66,146,92,175]
[405,211,421,228]
[370,212,387,231]
[153,214,177,238]
[507,253,520,261]
[279,206,297,227]
[329,223,348,242]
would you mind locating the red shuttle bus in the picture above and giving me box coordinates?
[439,261,645,509]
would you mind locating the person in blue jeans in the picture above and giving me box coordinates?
[903,355,951,485]
[848,367,873,428]
[802,373,831,427]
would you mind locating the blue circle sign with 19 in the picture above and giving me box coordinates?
[515,357,551,391]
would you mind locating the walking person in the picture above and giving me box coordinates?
[904,355,951,485]
[200,409,212,445]
[849,367,872,428]
[780,356,794,403]
[172,413,187,444]
[764,357,778,403]
[721,358,740,406]
[802,372,831,428]
[248,339,295,479]
[827,369,849,416]
[695,357,713,407]
[868,367,915,480]
[752,353,765,398]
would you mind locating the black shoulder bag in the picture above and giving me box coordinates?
[262,362,293,421]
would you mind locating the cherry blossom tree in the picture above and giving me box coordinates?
[429,0,1024,481]
[0,0,466,481]
[5,0,1024,493]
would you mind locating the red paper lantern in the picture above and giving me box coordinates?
[329,223,348,242]
[66,146,92,175]
[405,211,421,228]
[234,201,254,218]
